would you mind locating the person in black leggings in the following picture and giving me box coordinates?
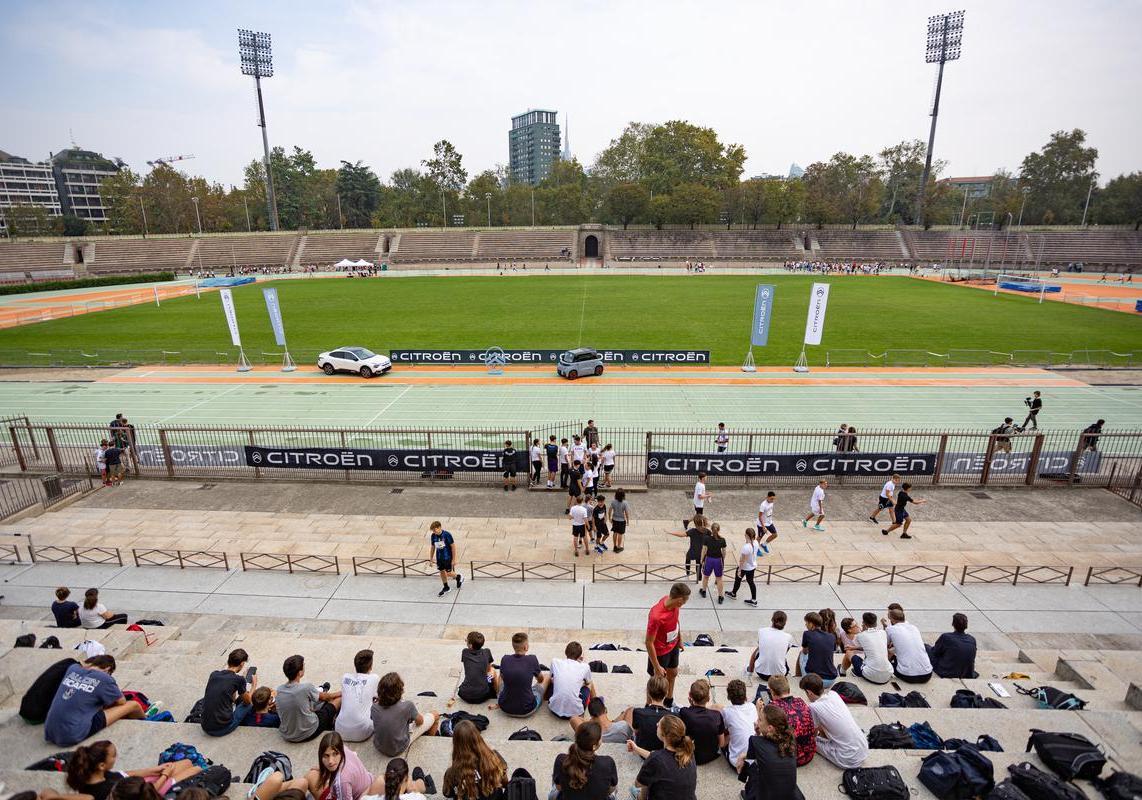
[726,528,759,606]
[665,515,708,583]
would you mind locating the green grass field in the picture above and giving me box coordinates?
[0,275,1138,365]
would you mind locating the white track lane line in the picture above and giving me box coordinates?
[363,384,414,427]
[157,384,246,423]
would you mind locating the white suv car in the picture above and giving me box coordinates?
[317,347,392,378]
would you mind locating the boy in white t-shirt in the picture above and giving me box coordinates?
[802,480,827,531]
[548,641,597,719]
[757,490,778,545]
[691,471,711,518]
[715,423,730,453]
[800,673,868,769]
[568,498,590,557]
[868,473,899,523]
[335,649,380,742]
[884,607,933,683]
[720,679,759,773]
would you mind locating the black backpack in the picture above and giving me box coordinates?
[20,658,79,724]
[612,664,632,674]
[920,748,995,800]
[1026,730,1106,781]
[169,764,233,799]
[39,636,62,649]
[989,780,1033,800]
[868,723,915,750]
[15,633,36,648]
[184,697,205,724]
[692,633,715,647]
[26,752,73,771]
[243,752,293,783]
[952,689,1007,709]
[905,690,931,708]
[1007,762,1089,800]
[946,735,1004,753]
[1017,685,1088,711]
[1093,771,1142,800]
[440,710,491,736]
[832,681,868,705]
[879,692,905,708]
[506,768,539,800]
[508,727,542,741]
[839,766,911,800]
[588,660,608,673]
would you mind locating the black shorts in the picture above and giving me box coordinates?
[436,557,453,572]
[603,465,614,473]
[647,644,681,675]
[877,497,894,510]
[612,520,627,534]
[894,508,910,524]
[572,524,586,539]
[568,485,581,497]
[503,469,517,478]
[595,523,609,536]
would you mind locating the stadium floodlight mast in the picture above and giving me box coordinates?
[915,10,965,228]
[238,29,279,232]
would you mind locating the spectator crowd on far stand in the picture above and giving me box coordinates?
[782,260,906,274]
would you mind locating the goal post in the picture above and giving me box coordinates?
[994,273,1056,304]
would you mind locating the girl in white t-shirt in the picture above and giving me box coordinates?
[600,444,616,487]
[726,528,760,605]
[79,588,127,629]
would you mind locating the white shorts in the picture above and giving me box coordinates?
[810,504,823,516]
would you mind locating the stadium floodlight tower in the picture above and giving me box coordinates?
[238,29,280,232]
[915,10,965,228]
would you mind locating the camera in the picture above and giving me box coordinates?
[1024,397,1033,407]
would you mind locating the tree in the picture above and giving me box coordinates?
[801,153,882,228]
[603,183,649,228]
[2,203,54,237]
[801,162,833,228]
[639,120,745,195]
[878,139,943,224]
[669,183,721,229]
[535,159,590,225]
[99,169,145,235]
[58,214,88,237]
[589,122,651,195]
[987,170,1023,229]
[647,195,671,230]
[736,179,766,228]
[1019,129,1098,225]
[464,170,504,227]
[762,179,804,229]
[336,161,382,228]
[423,140,467,193]
[1095,173,1142,230]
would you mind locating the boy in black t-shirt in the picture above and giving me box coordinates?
[456,631,500,704]
[590,495,609,554]
[565,460,585,513]
[501,440,517,492]
[881,482,926,539]
[677,679,726,764]
[621,675,672,753]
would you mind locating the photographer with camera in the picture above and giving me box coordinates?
[1020,391,1042,431]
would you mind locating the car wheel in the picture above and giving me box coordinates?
[321,363,335,375]
[594,365,604,376]
[568,369,578,380]
[360,366,373,378]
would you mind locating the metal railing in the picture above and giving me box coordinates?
[826,349,1138,368]
[0,474,95,521]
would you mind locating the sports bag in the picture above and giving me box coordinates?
[168,764,233,799]
[1016,685,1087,711]
[909,720,945,750]
[988,780,1033,800]
[879,692,905,708]
[920,745,994,800]
[905,690,931,708]
[611,664,632,673]
[159,743,210,770]
[952,689,1007,709]
[839,765,911,800]
[26,752,73,771]
[40,636,62,649]
[19,658,79,724]
[588,660,608,673]
[15,633,36,648]
[506,767,539,800]
[947,735,1004,753]
[184,697,205,724]
[1026,730,1105,781]
[692,633,715,647]
[508,726,542,741]
[868,723,915,750]
[1092,771,1142,800]
[243,751,292,783]
[439,710,491,736]
[1007,762,1089,800]
[832,681,868,705]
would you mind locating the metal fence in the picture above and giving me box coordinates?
[826,349,1139,368]
[0,474,95,521]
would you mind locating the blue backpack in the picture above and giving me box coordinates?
[158,743,210,770]
[909,720,945,750]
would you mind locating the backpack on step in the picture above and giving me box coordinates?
[904,690,931,708]
[1007,762,1089,800]
[506,768,539,800]
[159,743,210,770]
[508,726,542,741]
[168,764,232,799]
[832,681,868,705]
[879,692,905,708]
[1016,684,1087,711]
[839,765,911,800]
[868,723,915,750]
[1026,730,1105,781]
[20,658,79,724]
[691,633,715,647]
[439,710,491,736]
[952,689,1007,709]
[920,747,995,800]
[39,636,62,649]
[244,751,293,783]
[15,633,36,648]
[1092,771,1142,800]
[588,660,608,673]
[988,780,1033,800]
[909,720,945,750]
[947,735,1004,753]
[26,752,73,771]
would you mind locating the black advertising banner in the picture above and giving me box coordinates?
[244,446,527,472]
[388,349,710,365]
[646,452,938,477]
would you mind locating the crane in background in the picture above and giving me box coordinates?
[146,154,195,169]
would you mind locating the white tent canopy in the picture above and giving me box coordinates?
[333,258,356,268]
[352,259,374,267]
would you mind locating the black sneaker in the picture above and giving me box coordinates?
[717,596,724,604]
[882,529,889,536]
[901,533,913,539]
[744,599,758,606]
[413,767,436,796]
[725,591,737,599]
[455,573,464,589]
[438,585,451,597]
[699,588,707,598]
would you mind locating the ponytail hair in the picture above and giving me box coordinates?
[384,758,409,800]
[658,715,694,768]
[564,722,600,790]
[83,588,99,610]
[763,705,796,760]
[744,527,757,542]
[110,777,163,800]
[68,740,114,790]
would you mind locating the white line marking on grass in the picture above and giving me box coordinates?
[576,276,589,347]
[158,384,245,423]
[363,384,413,426]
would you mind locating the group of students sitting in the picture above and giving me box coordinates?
[51,587,128,630]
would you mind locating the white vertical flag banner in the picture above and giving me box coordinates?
[262,287,287,347]
[802,282,830,346]
[219,288,242,347]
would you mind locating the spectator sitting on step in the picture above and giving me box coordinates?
[721,679,759,774]
[883,607,933,684]
[620,675,672,754]
[630,715,697,800]
[378,757,435,800]
[457,631,501,705]
[741,705,800,800]
[276,654,342,743]
[200,647,255,736]
[79,588,128,629]
[306,731,399,800]
[371,672,439,757]
[52,586,81,628]
[241,686,281,728]
[677,679,726,765]
[571,697,633,744]
[799,673,868,770]
[748,610,795,681]
[840,613,892,685]
[765,675,815,766]
[926,613,978,679]
[443,720,509,800]
[44,655,145,747]
[549,641,597,720]
[492,632,550,718]
[336,649,380,742]
[66,740,201,800]
[796,612,837,687]
[551,721,618,800]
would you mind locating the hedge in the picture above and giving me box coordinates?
[0,272,176,296]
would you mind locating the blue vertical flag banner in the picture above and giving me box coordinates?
[751,284,776,347]
[262,287,287,347]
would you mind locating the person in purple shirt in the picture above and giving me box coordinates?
[44,656,145,746]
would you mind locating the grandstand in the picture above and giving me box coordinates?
[710,230,802,260]
[296,231,384,265]
[0,241,74,282]
[193,233,298,270]
[388,229,478,262]
[608,230,717,260]
[474,229,575,260]
[86,237,194,275]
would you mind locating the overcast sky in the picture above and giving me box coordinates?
[3,0,1139,187]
